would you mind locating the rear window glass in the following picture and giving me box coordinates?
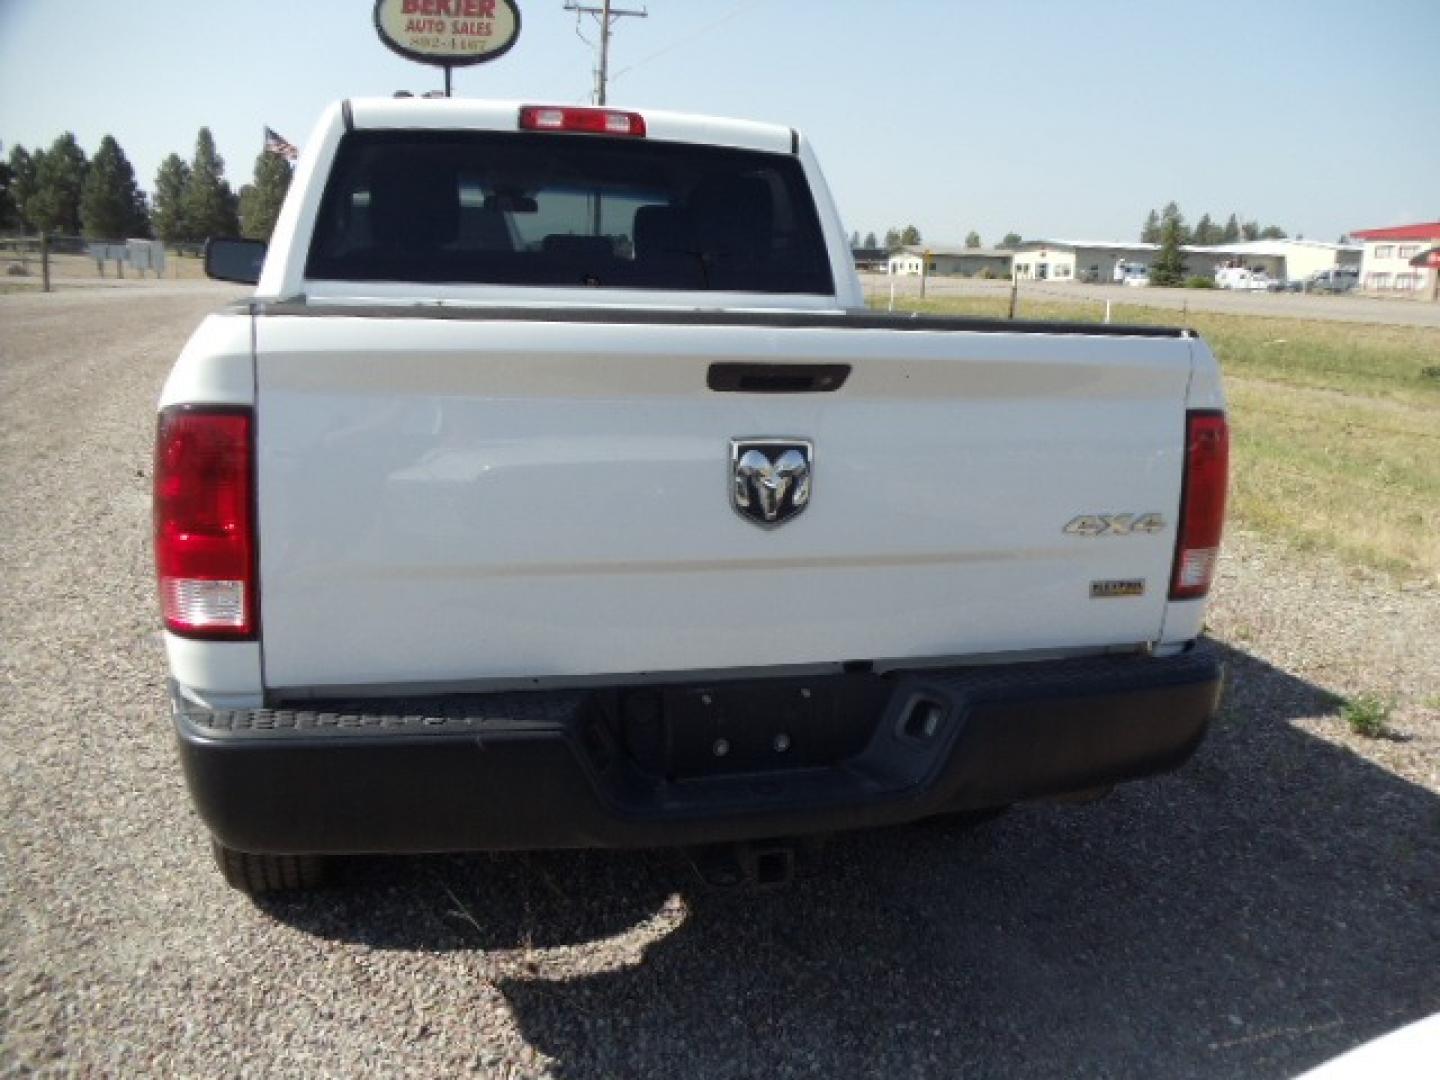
[305,130,835,294]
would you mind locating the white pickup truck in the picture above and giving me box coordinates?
[157,98,1227,893]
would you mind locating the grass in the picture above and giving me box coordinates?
[869,293,1440,583]
[1226,381,1439,577]
[1340,695,1392,738]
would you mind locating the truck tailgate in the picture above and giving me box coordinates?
[254,311,1193,691]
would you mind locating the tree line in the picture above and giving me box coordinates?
[960,230,1024,250]
[0,129,291,244]
[848,227,1027,252]
[841,226,929,251]
[1141,202,1288,246]
[845,203,1298,258]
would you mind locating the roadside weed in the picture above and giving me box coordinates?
[1340,695,1391,738]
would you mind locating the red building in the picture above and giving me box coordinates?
[1349,221,1440,295]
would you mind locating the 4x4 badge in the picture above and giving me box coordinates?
[1063,513,1166,537]
[731,439,813,526]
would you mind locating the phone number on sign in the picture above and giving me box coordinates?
[404,32,496,52]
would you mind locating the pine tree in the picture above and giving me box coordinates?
[1222,214,1240,243]
[80,135,149,239]
[182,128,239,241]
[1259,224,1287,239]
[862,231,877,248]
[151,154,191,243]
[1193,213,1215,245]
[883,227,901,250]
[27,132,88,234]
[964,230,982,249]
[0,146,16,231]
[1160,201,1190,245]
[237,151,292,242]
[1241,220,1260,241]
[130,190,153,239]
[7,145,37,230]
[1141,209,1161,244]
[1151,213,1188,287]
[899,224,922,246]
[998,232,1022,249]
[849,230,860,248]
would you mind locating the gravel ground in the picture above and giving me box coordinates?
[2,287,1437,1078]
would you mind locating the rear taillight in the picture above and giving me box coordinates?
[153,406,256,638]
[1170,410,1229,601]
[518,105,646,137]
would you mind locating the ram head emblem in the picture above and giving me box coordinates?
[730,439,813,526]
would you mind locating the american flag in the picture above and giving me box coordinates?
[264,126,298,161]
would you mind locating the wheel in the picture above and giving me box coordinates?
[211,838,330,895]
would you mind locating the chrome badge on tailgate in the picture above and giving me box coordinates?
[731,439,813,526]
[1063,513,1166,537]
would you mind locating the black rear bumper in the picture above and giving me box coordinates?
[173,647,1223,855]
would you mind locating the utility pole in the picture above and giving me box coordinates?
[565,0,647,105]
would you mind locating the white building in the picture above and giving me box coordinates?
[886,245,1014,277]
[1011,241,1158,282]
[1187,239,1360,284]
[1012,238,1359,285]
[1350,221,1440,294]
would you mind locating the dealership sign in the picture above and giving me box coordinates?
[373,0,521,67]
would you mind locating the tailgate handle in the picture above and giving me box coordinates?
[707,363,850,393]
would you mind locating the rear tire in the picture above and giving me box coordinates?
[211,839,330,895]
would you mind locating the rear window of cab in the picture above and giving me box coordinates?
[305,130,835,294]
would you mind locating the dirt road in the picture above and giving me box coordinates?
[2,288,1437,1077]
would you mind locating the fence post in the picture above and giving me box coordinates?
[40,233,51,293]
[1007,272,1019,319]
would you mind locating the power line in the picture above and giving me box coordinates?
[563,0,648,106]
[609,0,762,84]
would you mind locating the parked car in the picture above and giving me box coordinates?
[163,96,1227,894]
[1216,266,1273,291]
[1307,267,1359,294]
[1121,264,1151,287]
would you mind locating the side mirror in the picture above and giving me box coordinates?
[204,237,266,284]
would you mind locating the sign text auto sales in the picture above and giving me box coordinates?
[374,0,522,66]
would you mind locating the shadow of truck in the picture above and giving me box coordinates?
[262,640,1440,1078]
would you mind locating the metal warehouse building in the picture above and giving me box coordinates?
[1011,238,1358,285]
[1187,239,1360,283]
[1010,240,1156,283]
[887,245,1015,277]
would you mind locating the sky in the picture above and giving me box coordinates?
[1,0,1437,246]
